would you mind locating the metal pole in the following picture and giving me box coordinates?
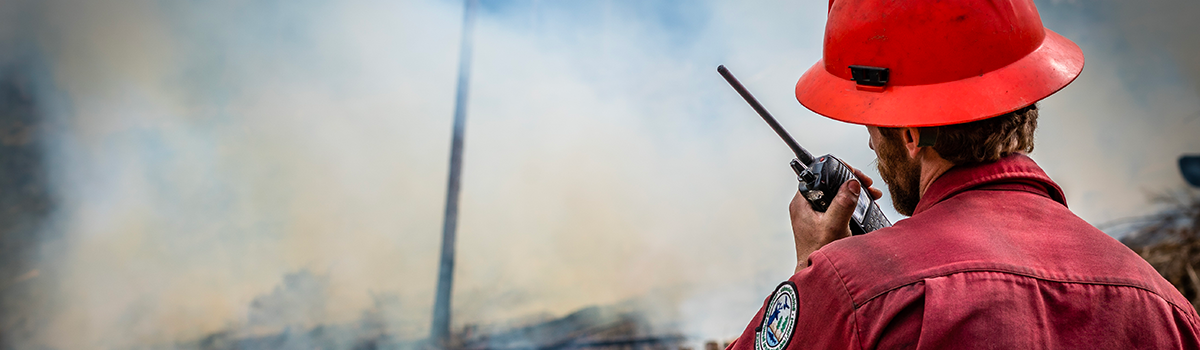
[431,0,477,347]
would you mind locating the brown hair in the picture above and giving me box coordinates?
[881,104,1039,166]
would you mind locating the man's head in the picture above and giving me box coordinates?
[793,0,1081,215]
[870,105,1040,215]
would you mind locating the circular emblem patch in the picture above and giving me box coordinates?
[755,282,798,350]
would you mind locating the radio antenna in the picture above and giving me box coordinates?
[717,65,816,165]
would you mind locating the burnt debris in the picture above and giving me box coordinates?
[1117,189,1200,308]
[174,302,685,350]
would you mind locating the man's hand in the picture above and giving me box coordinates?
[790,166,883,273]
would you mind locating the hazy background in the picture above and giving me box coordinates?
[0,0,1196,348]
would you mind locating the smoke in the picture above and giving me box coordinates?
[246,271,330,332]
[0,0,1196,349]
[1033,0,1200,223]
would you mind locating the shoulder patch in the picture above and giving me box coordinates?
[755,281,798,350]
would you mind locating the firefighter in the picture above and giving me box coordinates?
[728,0,1200,348]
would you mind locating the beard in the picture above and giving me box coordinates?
[876,133,922,216]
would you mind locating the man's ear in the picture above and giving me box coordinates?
[902,127,921,159]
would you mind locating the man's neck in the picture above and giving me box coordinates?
[917,151,955,198]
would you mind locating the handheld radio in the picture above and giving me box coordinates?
[718,65,891,235]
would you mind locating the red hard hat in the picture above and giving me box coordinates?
[795,0,1085,127]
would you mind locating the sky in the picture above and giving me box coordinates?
[0,0,1197,349]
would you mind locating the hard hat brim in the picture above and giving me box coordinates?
[795,29,1084,127]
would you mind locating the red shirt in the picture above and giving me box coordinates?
[728,155,1200,349]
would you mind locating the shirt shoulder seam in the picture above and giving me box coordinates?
[853,267,1189,314]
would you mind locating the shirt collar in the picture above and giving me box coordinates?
[912,154,1067,216]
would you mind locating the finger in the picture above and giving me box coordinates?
[848,165,882,200]
[850,166,875,188]
[824,179,861,232]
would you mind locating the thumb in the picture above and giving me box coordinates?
[824,179,861,229]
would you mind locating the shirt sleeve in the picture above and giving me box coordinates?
[727,251,859,350]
